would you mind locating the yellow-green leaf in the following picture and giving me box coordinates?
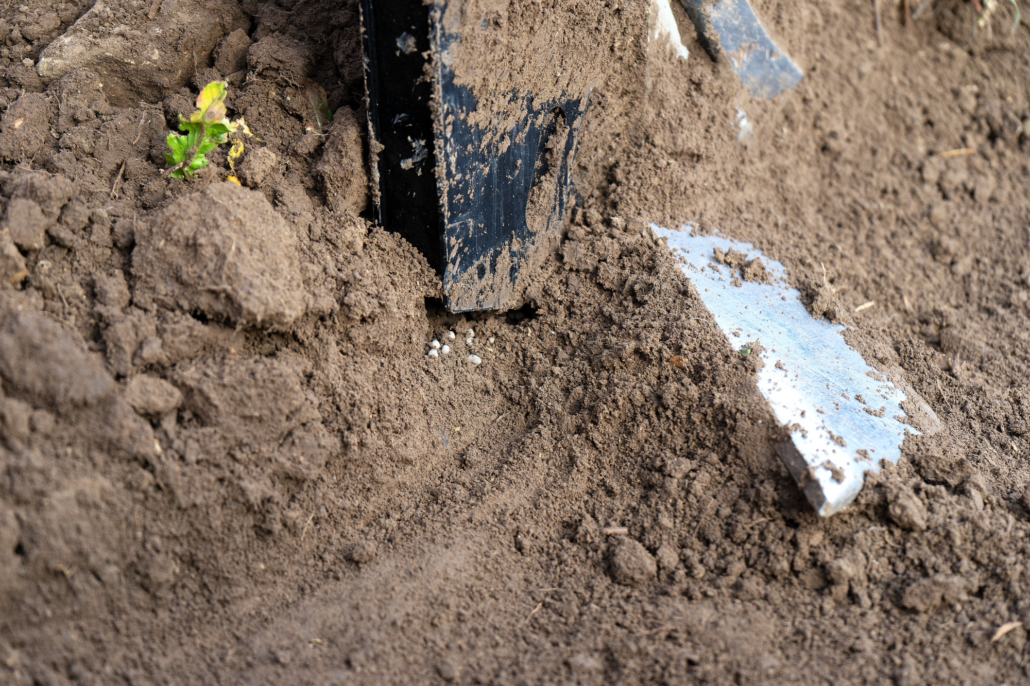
[196,81,227,113]
[228,140,245,171]
[234,117,254,138]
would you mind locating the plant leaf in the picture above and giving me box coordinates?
[206,123,232,138]
[195,81,228,117]
[228,140,245,171]
[166,133,188,160]
[234,117,254,138]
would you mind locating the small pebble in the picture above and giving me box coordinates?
[436,659,458,682]
[430,340,441,349]
[468,355,482,365]
[446,331,456,340]
[441,345,451,355]
[427,349,439,358]
[467,329,475,337]
[487,336,495,344]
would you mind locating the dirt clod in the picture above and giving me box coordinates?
[132,182,307,330]
[37,0,248,105]
[0,310,114,412]
[887,486,929,531]
[124,375,183,418]
[4,198,48,251]
[901,575,969,613]
[315,108,367,215]
[610,538,657,586]
[239,147,278,187]
[0,94,49,161]
[215,28,253,76]
[344,540,377,565]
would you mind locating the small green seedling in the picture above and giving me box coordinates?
[166,81,250,181]
[303,80,333,133]
[739,344,752,357]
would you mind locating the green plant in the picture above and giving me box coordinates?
[165,81,249,181]
[303,80,333,133]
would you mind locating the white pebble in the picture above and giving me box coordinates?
[468,355,482,366]
[466,329,475,338]
[427,349,439,358]
[430,340,441,349]
[446,331,456,340]
[441,345,451,355]
[487,336,495,344]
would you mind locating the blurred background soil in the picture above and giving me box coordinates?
[1,0,1029,684]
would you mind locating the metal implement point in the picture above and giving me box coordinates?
[653,224,941,516]
[680,0,804,99]
[360,0,588,312]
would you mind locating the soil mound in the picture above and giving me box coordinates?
[1,0,1030,684]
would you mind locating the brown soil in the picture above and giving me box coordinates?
[2,0,1030,684]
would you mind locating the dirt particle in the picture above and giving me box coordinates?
[0,396,31,442]
[742,258,770,283]
[655,543,679,571]
[810,284,841,321]
[248,34,313,84]
[887,486,928,532]
[344,540,377,565]
[7,173,75,221]
[124,375,183,418]
[0,505,18,571]
[0,230,27,286]
[239,147,278,188]
[664,457,692,479]
[4,198,49,251]
[139,554,178,596]
[562,241,599,272]
[609,538,657,586]
[20,12,61,43]
[436,658,458,682]
[825,557,858,586]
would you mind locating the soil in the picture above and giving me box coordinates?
[2,0,1030,684]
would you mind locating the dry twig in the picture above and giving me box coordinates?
[992,621,1023,642]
